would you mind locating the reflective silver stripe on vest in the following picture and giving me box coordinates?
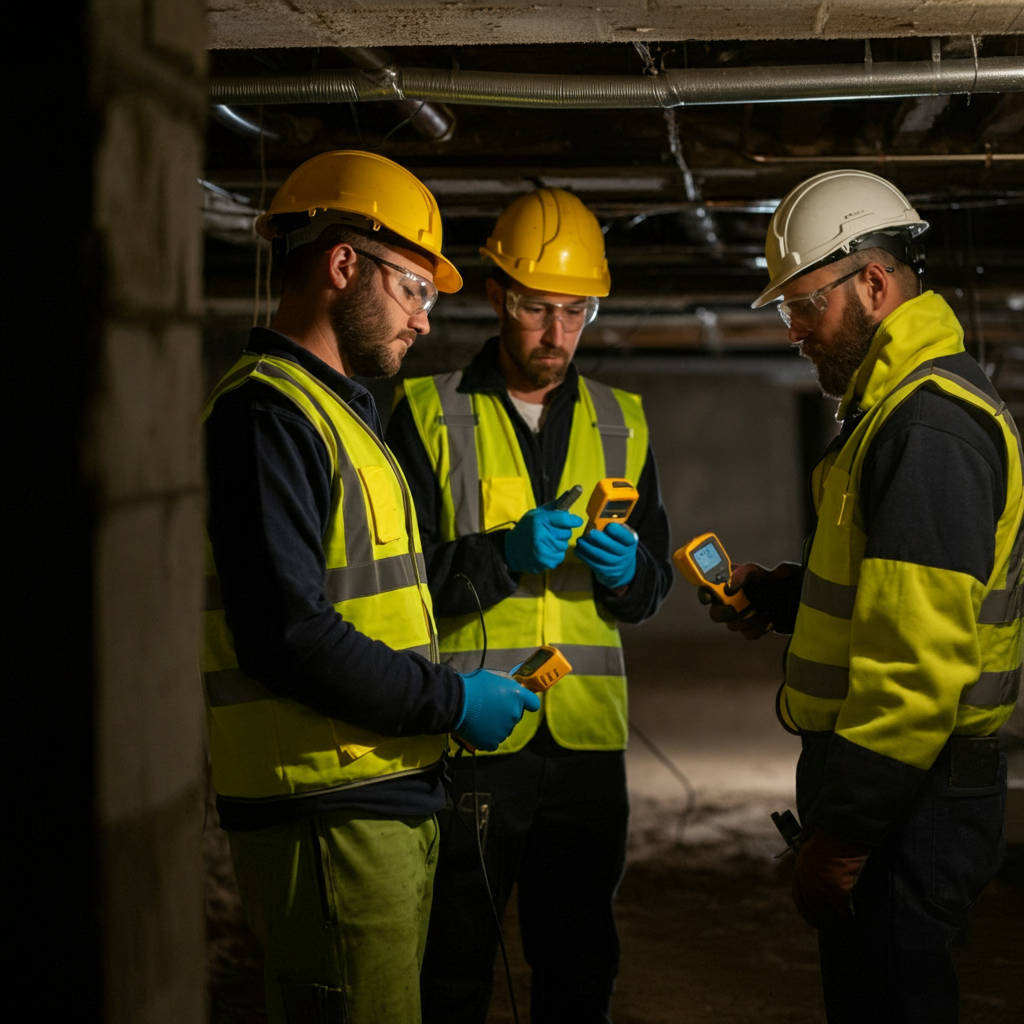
[324,552,429,603]
[960,667,1022,706]
[443,643,625,677]
[979,584,1024,624]
[786,654,850,699]
[801,570,857,620]
[585,379,631,479]
[434,371,480,537]
[257,360,373,565]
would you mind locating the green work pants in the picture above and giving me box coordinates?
[229,810,440,1024]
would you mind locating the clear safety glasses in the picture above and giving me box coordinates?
[776,263,893,329]
[352,249,439,316]
[505,288,599,333]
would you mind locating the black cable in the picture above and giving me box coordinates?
[628,719,698,843]
[450,572,519,1022]
[454,572,487,671]
[348,99,427,150]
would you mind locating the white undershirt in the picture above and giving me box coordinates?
[509,394,547,433]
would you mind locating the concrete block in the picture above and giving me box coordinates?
[97,493,206,825]
[95,96,203,315]
[150,0,208,73]
[94,321,203,501]
[102,785,207,1024]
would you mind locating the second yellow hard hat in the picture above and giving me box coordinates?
[481,188,611,297]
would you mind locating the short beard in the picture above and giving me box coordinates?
[808,290,878,399]
[330,264,404,378]
[501,322,570,389]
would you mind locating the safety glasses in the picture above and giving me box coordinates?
[776,263,893,329]
[352,249,439,316]
[505,288,599,332]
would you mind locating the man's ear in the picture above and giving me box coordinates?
[326,243,359,291]
[862,261,893,314]
[485,277,505,318]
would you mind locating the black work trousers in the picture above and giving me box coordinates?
[797,733,1007,1024]
[421,721,629,1024]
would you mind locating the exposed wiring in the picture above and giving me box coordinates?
[348,99,429,150]
[450,572,520,1023]
[454,572,488,671]
[629,718,698,843]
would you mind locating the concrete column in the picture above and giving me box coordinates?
[90,2,208,1019]
[14,0,209,1019]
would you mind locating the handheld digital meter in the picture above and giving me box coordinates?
[586,478,639,532]
[674,533,750,612]
[512,645,573,693]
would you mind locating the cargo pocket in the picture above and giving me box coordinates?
[358,465,401,544]
[481,476,528,532]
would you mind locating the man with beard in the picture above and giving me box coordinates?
[386,188,673,1023]
[703,170,1022,1023]
[203,152,540,1024]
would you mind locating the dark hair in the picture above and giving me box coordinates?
[832,246,920,301]
[486,267,514,289]
[273,212,434,292]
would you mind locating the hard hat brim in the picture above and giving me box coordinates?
[480,249,610,298]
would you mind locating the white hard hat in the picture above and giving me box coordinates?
[752,169,929,309]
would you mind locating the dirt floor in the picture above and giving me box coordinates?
[206,638,1024,1023]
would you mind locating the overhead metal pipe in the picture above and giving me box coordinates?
[340,47,456,141]
[211,57,1024,109]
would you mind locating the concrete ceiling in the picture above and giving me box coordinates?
[208,1,1024,49]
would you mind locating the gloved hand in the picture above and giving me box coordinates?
[505,505,584,574]
[699,561,803,639]
[455,669,541,752]
[575,522,639,589]
[791,829,871,928]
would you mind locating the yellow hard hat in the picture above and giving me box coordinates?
[256,150,462,293]
[481,188,610,297]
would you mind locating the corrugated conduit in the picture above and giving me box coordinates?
[211,57,1023,108]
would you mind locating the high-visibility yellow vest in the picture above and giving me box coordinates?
[782,292,1024,770]
[203,353,446,800]
[400,371,648,753]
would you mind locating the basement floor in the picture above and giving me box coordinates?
[205,637,1024,1023]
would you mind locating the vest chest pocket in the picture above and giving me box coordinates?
[481,476,529,532]
[358,465,402,545]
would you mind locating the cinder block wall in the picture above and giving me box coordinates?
[90,2,209,1019]
[15,1,211,1019]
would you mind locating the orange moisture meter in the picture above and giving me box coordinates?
[512,645,572,693]
[586,478,639,532]
[674,533,750,612]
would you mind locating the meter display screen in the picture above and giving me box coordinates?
[601,500,634,516]
[518,648,553,676]
[693,541,724,576]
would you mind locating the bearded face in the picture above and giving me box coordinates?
[330,260,415,378]
[799,286,879,399]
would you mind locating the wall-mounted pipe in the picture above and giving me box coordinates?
[745,150,1023,165]
[210,57,1023,109]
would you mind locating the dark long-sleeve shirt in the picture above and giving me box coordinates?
[205,329,463,830]
[386,337,673,632]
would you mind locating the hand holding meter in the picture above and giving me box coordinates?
[585,478,639,532]
[674,533,750,613]
[454,646,570,752]
[512,644,573,693]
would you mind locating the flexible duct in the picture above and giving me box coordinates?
[211,57,1024,109]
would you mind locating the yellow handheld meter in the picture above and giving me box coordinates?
[454,646,571,753]
[586,478,639,532]
[512,645,573,693]
[674,533,750,612]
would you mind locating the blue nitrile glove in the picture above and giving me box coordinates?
[455,669,541,752]
[504,505,584,574]
[575,521,639,589]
